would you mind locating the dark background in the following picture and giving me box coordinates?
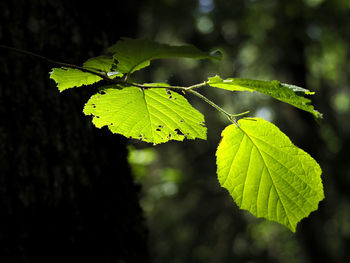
[1,0,350,262]
[0,1,148,262]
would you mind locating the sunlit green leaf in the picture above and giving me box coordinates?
[108,38,222,74]
[83,56,114,72]
[83,85,207,144]
[216,118,324,232]
[208,75,322,118]
[50,67,103,92]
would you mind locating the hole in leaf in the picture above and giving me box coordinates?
[156,125,163,132]
[166,90,171,95]
[167,134,172,139]
[200,122,206,127]
[174,129,184,136]
[180,120,184,123]
[100,90,106,95]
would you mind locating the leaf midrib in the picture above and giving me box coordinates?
[141,89,155,141]
[238,125,293,228]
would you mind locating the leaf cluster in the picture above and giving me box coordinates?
[50,38,324,232]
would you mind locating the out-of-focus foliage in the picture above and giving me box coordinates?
[129,0,350,262]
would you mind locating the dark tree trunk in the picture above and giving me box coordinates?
[0,1,148,262]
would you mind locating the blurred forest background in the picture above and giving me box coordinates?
[0,0,350,262]
[129,0,350,262]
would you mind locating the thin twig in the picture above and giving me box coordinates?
[186,89,235,122]
[0,44,247,124]
[185,81,208,90]
[0,44,120,83]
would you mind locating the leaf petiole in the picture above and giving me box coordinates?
[186,89,237,124]
[230,110,250,118]
[185,81,208,90]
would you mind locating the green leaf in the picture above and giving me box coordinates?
[50,68,102,92]
[216,118,324,232]
[208,75,322,118]
[83,85,207,144]
[83,56,114,72]
[108,38,222,74]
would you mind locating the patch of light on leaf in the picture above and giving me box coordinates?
[198,0,214,14]
[196,16,214,34]
[107,71,122,77]
[255,106,274,122]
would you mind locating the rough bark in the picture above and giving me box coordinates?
[0,1,148,262]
